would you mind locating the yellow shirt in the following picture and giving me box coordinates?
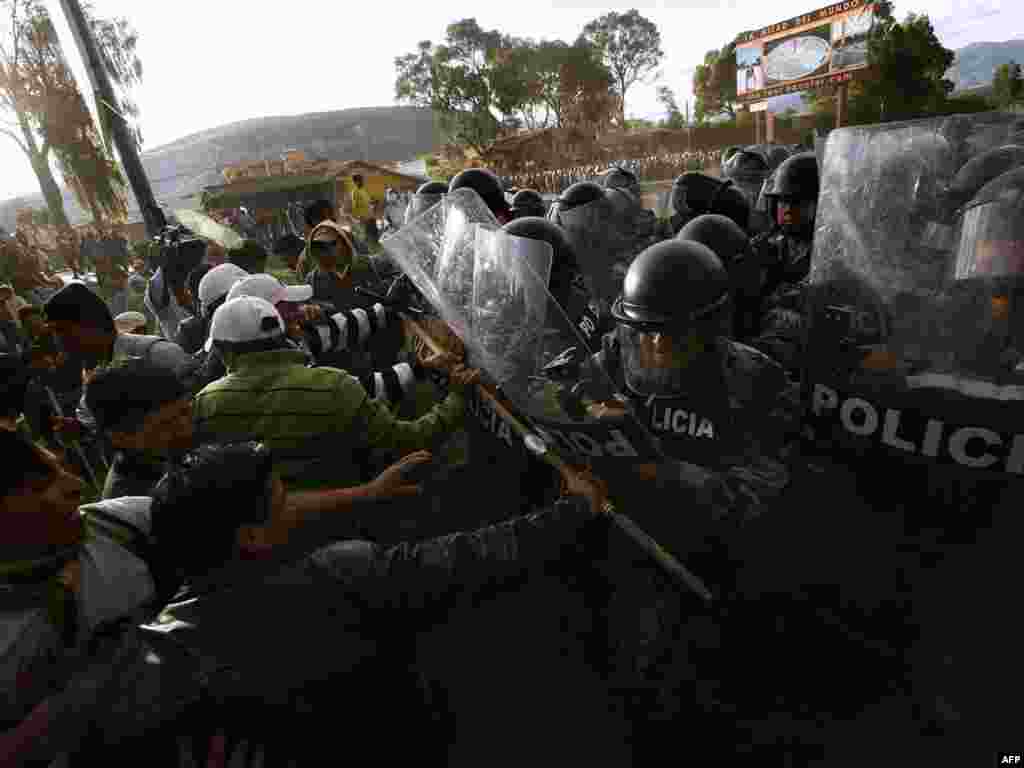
[351,186,372,220]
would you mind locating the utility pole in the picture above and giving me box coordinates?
[55,0,166,237]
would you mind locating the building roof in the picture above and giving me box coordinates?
[332,160,427,183]
[202,174,337,211]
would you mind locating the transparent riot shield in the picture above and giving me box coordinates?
[385,203,709,598]
[806,111,1024,480]
[380,199,448,320]
[436,187,500,340]
[560,195,634,306]
[471,225,553,390]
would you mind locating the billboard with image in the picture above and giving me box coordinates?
[736,0,876,103]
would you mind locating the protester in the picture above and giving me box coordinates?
[226,272,427,408]
[113,311,147,335]
[193,295,476,490]
[172,264,213,353]
[0,431,447,766]
[106,265,131,317]
[295,199,336,278]
[43,282,193,476]
[0,283,28,328]
[350,174,378,246]
[144,242,202,341]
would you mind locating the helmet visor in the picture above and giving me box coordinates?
[618,324,699,397]
[954,201,1024,280]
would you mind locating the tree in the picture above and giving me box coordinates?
[394,19,509,154]
[992,61,1024,109]
[802,3,954,126]
[693,43,737,121]
[0,0,142,232]
[395,26,616,153]
[656,84,685,129]
[393,40,434,109]
[580,9,664,129]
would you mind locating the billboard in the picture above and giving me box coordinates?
[735,0,876,103]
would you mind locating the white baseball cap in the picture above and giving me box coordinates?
[198,263,249,312]
[205,295,285,353]
[226,273,313,305]
[113,311,147,333]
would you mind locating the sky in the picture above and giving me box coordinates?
[0,0,1021,200]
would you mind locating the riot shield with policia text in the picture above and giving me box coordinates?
[381,203,711,600]
[805,111,1024,481]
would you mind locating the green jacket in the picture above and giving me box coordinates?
[192,349,465,489]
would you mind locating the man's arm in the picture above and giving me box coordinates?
[304,470,606,626]
[344,366,470,463]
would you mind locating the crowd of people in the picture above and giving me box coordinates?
[1,124,1020,766]
[501,149,724,195]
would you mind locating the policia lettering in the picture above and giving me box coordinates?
[812,383,1024,474]
[650,405,716,439]
[467,389,644,458]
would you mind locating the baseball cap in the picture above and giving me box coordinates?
[198,263,249,312]
[114,311,147,334]
[226,274,313,305]
[205,295,285,353]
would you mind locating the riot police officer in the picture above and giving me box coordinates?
[748,152,821,373]
[404,181,448,224]
[448,168,513,224]
[667,172,751,236]
[548,181,632,316]
[599,165,641,196]
[721,148,771,211]
[677,213,764,343]
[510,189,547,220]
[570,238,800,758]
[755,151,818,285]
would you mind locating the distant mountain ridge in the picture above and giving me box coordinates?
[947,40,1024,91]
[0,105,439,233]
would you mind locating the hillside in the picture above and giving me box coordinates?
[947,39,1024,91]
[0,106,439,232]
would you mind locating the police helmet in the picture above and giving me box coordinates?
[502,216,583,311]
[766,145,791,170]
[677,214,751,271]
[448,168,511,221]
[406,181,448,223]
[947,145,1024,211]
[611,240,732,395]
[600,166,639,190]
[511,189,546,219]
[722,146,744,165]
[759,152,820,236]
[672,172,751,233]
[417,181,448,196]
[612,239,730,329]
[548,181,606,224]
[724,149,770,180]
[760,152,820,203]
[953,167,1024,283]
